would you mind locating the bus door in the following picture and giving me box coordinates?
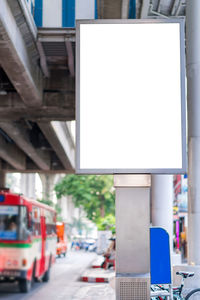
[40,216,46,274]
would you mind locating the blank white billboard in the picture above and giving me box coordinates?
[76,20,186,174]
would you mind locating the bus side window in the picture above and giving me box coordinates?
[19,206,29,240]
[33,221,41,236]
[45,211,56,235]
[32,207,41,236]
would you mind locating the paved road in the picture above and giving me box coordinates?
[0,251,115,300]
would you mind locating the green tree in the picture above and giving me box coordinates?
[54,175,115,223]
[96,214,116,233]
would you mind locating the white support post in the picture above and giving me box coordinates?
[151,175,173,252]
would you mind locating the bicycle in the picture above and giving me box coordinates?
[151,271,200,299]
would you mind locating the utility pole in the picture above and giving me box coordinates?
[186,0,200,265]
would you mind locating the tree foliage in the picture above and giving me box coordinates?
[54,175,115,223]
[96,214,115,233]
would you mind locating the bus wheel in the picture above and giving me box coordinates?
[19,279,32,293]
[43,255,51,282]
[42,266,50,282]
[32,261,37,283]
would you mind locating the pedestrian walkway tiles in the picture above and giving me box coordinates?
[73,283,115,300]
[92,255,104,268]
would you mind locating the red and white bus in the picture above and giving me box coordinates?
[0,189,57,293]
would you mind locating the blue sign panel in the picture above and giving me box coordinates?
[150,227,171,284]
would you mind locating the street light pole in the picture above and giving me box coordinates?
[186,0,200,265]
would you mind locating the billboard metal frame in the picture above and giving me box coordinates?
[76,19,187,174]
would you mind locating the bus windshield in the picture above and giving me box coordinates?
[0,206,29,240]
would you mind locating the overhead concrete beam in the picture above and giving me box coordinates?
[1,158,71,173]
[51,121,75,169]
[0,122,50,171]
[2,169,73,174]
[0,93,75,121]
[17,0,38,39]
[0,134,26,170]
[0,0,43,106]
[38,28,76,43]
[45,70,75,91]
[38,122,75,171]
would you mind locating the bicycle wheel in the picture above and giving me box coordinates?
[173,295,181,300]
[185,288,200,299]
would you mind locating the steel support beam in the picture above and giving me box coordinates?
[65,41,75,77]
[0,122,50,171]
[0,0,43,107]
[38,28,76,43]
[37,41,50,78]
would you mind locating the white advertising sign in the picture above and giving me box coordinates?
[76,20,186,174]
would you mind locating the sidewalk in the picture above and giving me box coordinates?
[78,253,116,299]
[73,282,115,300]
[0,251,115,300]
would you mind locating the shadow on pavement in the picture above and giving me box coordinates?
[0,281,44,299]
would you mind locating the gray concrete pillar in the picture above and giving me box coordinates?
[114,175,151,300]
[39,174,56,201]
[186,0,200,265]
[20,174,36,198]
[0,171,6,188]
[151,175,173,252]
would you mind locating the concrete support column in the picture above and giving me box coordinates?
[20,174,36,199]
[186,0,200,265]
[0,171,5,188]
[151,175,173,251]
[40,174,56,201]
[114,175,151,300]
